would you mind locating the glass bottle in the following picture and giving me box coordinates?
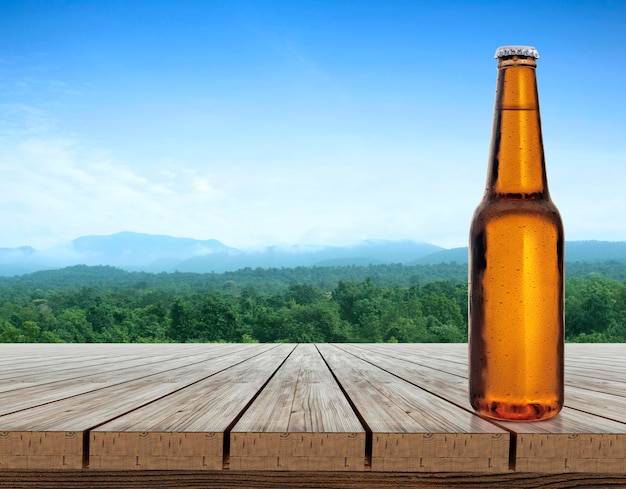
[468,46,564,421]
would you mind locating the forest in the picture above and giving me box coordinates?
[1,261,625,343]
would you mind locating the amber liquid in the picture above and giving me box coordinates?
[469,58,564,422]
[469,199,564,421]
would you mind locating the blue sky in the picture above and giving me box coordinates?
[1,0,625,250]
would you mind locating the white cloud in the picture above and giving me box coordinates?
[1,100,625,251]
[0,133,229,248]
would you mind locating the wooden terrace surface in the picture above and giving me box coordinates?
[0,343,625,487]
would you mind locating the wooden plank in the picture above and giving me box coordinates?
[0,343,625,476]
[565,344,626,369]
[0,351,167,381]
[0,344,189,379]
[366,343,626,385]
[565,375,626,399]
[1,469,626,488]
[373,344,626,428]
[498,418,626,473]
[0,354,118,379]
[345,344,626,473]
[0,431,83,470]
[0,344,222,382]
[89,343,295,470]
[0,345,255,415]
[229,344,365,471]
[564,385,626,421]
[317,344,509,472]
[0,344,274,469]
[360,343,626,423]
[341,344,470,408]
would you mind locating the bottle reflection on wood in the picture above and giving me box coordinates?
[468,46,564,422]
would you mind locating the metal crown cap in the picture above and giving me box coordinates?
[495,45,539,59]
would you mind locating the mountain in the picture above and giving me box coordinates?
[415,240,626,265]
[0,232,234,276]
[0,233,443,276]
[416,247,468,265]
[0,233,625,277]
[0,246,38,276]
[176,240,443,273]
[70,232,233,268]
[565,241,626,263]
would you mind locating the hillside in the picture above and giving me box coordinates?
[1,261,626,345]
[416,241,626,265]
[1,232,626,277]
[0,233,443,276]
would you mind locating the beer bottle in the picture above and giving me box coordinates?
[468,46,564,421]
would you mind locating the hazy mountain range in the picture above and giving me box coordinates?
[1,231,625,276]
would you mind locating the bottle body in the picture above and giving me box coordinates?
[469,198,564,421]
[468,47,564,422]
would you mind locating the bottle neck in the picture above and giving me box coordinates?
[486,56,549,198]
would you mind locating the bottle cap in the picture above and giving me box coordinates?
[494,46,539,59]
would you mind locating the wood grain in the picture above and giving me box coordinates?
[0,344,274,469]
[0,343,624,479]
[229,344,365,471]
[1,470,626,488]
[343,343,626,473]
[316,344,509,472]
[90,344,294,470]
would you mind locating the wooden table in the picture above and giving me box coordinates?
[0,343,624,488]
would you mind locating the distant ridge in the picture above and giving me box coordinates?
[0,233,442,276]
[71,232,233,268]
[415,240,626,265]
[0,233,625,276]
[169,239,443,273]
[415,247,467,265]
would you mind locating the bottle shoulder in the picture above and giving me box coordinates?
[471,196,563,226]
[473,193,560,210]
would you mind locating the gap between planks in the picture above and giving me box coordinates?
[342,343,626,473]
[0,344,284,470]
[1,344,625,474]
